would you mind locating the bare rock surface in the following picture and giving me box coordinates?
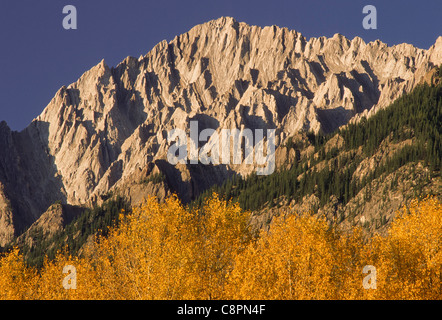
[1,17,441,243]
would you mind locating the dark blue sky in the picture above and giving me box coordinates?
[1,0,441,131]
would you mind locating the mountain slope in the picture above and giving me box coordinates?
[197,74,442,234]
[1,17,442,244]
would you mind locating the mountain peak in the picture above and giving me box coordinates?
[1,18,441,244]
[0,120,9,130]
[211,16,238,26]
[428,35,442,64]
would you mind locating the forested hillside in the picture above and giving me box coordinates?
[194,75,441,231]
[2,197,130,268]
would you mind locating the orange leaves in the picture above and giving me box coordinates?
[0,248,36,300]
[227,196,441,300]
[226,214,358,299]
[372,197,442,299]
[78,194,251,300]
[0,195,440,299]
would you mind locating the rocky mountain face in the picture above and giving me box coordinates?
[1,17,442,245]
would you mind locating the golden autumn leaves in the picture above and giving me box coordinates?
[0,195,441,300]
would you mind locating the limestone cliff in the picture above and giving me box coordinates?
[1,17,441,244]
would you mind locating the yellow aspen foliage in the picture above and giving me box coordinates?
[0,248,36,299]
[79,194,251,300]
[82,195,198,299]
[327,226,374,300]
[371,197,442,299]
[225,214,369,299]
[32,253,100,300]
[0,195,440,300]
[191,194,251,299]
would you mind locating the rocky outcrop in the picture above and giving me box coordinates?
[15,203,85,248]
[0,17,441,242]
